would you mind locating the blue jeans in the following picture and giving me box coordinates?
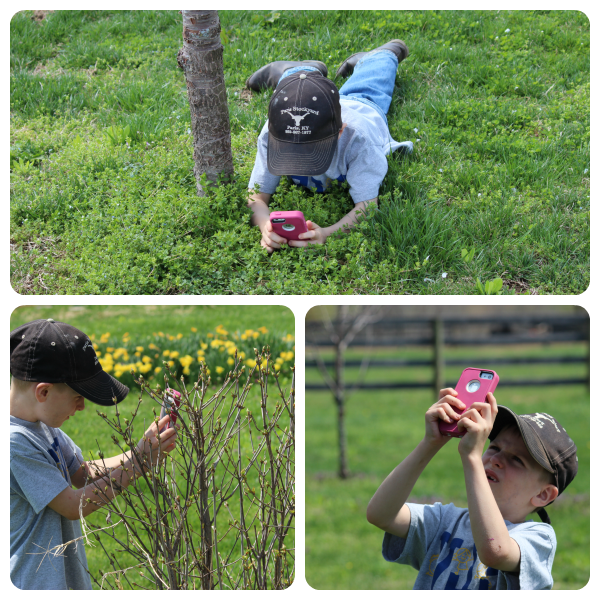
[279,50,398,122]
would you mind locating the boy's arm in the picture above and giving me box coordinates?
[323,198,377,238]
[71,453,134,488]
[247,191,272,228]
[67,450,148,519]
[367,439,441,529]
[461,455,521,572]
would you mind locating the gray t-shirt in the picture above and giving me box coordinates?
[10,415,92,590]
[248,97,413,204]
[382,502,556,590]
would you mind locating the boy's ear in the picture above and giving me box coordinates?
[34,382,53,403]
[531,484,559,508]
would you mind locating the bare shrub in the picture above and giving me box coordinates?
[83,348,294,590]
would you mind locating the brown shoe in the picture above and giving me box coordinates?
[246,60,328,91]
[335,39,409,79]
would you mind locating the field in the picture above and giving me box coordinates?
[10,10,589,294]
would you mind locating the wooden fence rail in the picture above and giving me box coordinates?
[305,316,589,392]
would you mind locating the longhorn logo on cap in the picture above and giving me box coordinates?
[282,110,309,127]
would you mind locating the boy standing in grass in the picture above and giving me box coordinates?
[10,319,179,590]
[245,40,413,253]
[366,388,577,589]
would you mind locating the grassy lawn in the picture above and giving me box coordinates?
[305,346,590,589]
[10,306,295,589]
[10,10,589,294]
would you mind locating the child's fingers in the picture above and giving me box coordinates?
[270,233,287,244]
[438,394,466,411]
[438,387,458,399]
[297,229,316,241]
[288,239,308,248]
[486,392,499,414]
[260,239,275,253]
[469,401,489,413]
[267,231,287,245]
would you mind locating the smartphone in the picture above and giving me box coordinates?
[438,368,499,438]
[270,210,308,240]
[160,389,181,432]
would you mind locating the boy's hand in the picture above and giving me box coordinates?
[289,220,328,247]
[457,392,498,458]
[424,388,466,446]
[136,415,179,468]
[260,219,288,253]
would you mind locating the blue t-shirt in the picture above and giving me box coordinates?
[382,502,556,590]
[248,97,412,203]
[10,416,92,590]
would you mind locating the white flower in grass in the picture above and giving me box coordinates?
[442,273,448,278]
[414,128,418,133]
[416,138,421,142]
[584,169,588,174]
[505,28,510,33]
[478,193,482,197]
[439,169,443,173]
[424,278,434,283]
[237,49,241,53]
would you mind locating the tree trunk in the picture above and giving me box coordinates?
[178,10,233,197]
[335,311,349,479]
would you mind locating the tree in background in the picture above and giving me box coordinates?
[309,306,383,478]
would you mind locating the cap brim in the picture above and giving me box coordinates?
[489,405,519,442]
[267,132,338,176]
[67,371,130,406]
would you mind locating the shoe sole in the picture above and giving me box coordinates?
[246,60,328,90]
[336,39,409,78]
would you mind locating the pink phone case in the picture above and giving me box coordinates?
[270,210,308,241]
[160,389,181,432]
[438,368,499,438]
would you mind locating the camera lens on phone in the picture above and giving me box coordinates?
[466,380,481,393]
[282,224,295,231]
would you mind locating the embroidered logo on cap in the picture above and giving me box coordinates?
[281,107,320,135]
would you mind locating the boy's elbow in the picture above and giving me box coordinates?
[477,546,516,572]
[355,198,377,211]
[365,504,377,526]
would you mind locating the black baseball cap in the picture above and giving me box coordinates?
[267,70,343,176]
[10,319,129,406]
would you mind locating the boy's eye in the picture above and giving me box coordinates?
[488,446,523,464]
[513,456,524,465]
[489,445,499,451]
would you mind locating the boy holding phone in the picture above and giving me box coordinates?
[246,40,413,253]
[10,319,179,590]
[366,388,578,589]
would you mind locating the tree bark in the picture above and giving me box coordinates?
[178,10,233,197]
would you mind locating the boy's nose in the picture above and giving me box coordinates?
[77,399,86,411]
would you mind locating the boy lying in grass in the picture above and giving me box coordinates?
[246,40,413,253]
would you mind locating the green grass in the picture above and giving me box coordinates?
[305,347,590,589]
[10,306,295,589]
[10,10,589,294]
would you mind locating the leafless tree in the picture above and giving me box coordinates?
[308,306,383,478]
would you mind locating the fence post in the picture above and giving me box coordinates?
[585,319,590,393]
[434,317,445,396]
